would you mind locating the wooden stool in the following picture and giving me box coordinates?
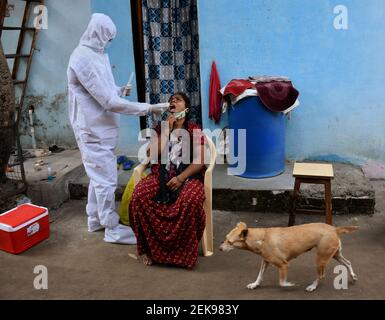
[288,162,334,227]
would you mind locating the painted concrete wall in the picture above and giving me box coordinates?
[2,0,91,149]
[4,0,384,163]
[90,0,385,164]
[198,0,385,164]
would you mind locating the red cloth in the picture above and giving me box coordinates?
[223,79,254,97]
[255,81,299,112]
[129,123,206,269]
[209,61,222,123]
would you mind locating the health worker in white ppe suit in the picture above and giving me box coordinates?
[67,13,169,244]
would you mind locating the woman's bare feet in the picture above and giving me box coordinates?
[142,254,153,266]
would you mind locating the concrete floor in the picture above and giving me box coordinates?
[1,182,385,300]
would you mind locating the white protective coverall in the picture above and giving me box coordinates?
[67,13,166,244]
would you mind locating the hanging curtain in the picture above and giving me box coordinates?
[142,0,202,128]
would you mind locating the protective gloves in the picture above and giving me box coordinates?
[122,84,132,97]
[149,102,170,114]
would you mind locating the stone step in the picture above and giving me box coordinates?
[23,150,84,209]
[212,163,375,214]
[69,161,375,215]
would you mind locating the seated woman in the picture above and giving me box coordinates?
[129,92,206,269]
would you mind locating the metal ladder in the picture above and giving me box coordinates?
[0,0,44,190]
[0,0,44,122]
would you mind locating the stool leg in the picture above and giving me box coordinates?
[325,180,333,225]
[289,178,301,227]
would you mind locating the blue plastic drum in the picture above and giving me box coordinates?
[228,96,285,179]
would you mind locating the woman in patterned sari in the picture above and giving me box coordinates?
[129,92,206,268]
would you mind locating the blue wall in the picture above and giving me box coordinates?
[91,0,385,163]
[198,0,385,164]
[8,0,383,162]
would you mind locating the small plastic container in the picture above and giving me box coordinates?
[47,166,54,181]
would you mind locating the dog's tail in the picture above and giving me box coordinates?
[336,226,359,235]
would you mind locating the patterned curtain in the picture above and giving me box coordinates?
[142,0,202,128]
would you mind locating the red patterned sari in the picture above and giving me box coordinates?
[129,123,206,268]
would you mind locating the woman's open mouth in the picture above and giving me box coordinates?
[169,105,176,112]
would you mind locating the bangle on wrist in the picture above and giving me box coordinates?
[176,175,184,183]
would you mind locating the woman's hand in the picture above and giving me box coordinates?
[166,176,185,192]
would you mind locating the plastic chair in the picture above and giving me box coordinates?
[133,135,217,257]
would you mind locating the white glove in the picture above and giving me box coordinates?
[122,84,132,97]
[149,102,170,114]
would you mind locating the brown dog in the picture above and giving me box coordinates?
[219,222,358,292]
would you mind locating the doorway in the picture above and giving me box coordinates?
[131,0,202,129]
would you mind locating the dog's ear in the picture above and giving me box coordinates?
[237,222,247,230]
[240,228,248,240]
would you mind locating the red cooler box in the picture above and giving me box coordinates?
[0,204,49,254]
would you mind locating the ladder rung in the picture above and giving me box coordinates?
[13,80,27,85]
[5,54,30,59]
[1,26,35,31]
